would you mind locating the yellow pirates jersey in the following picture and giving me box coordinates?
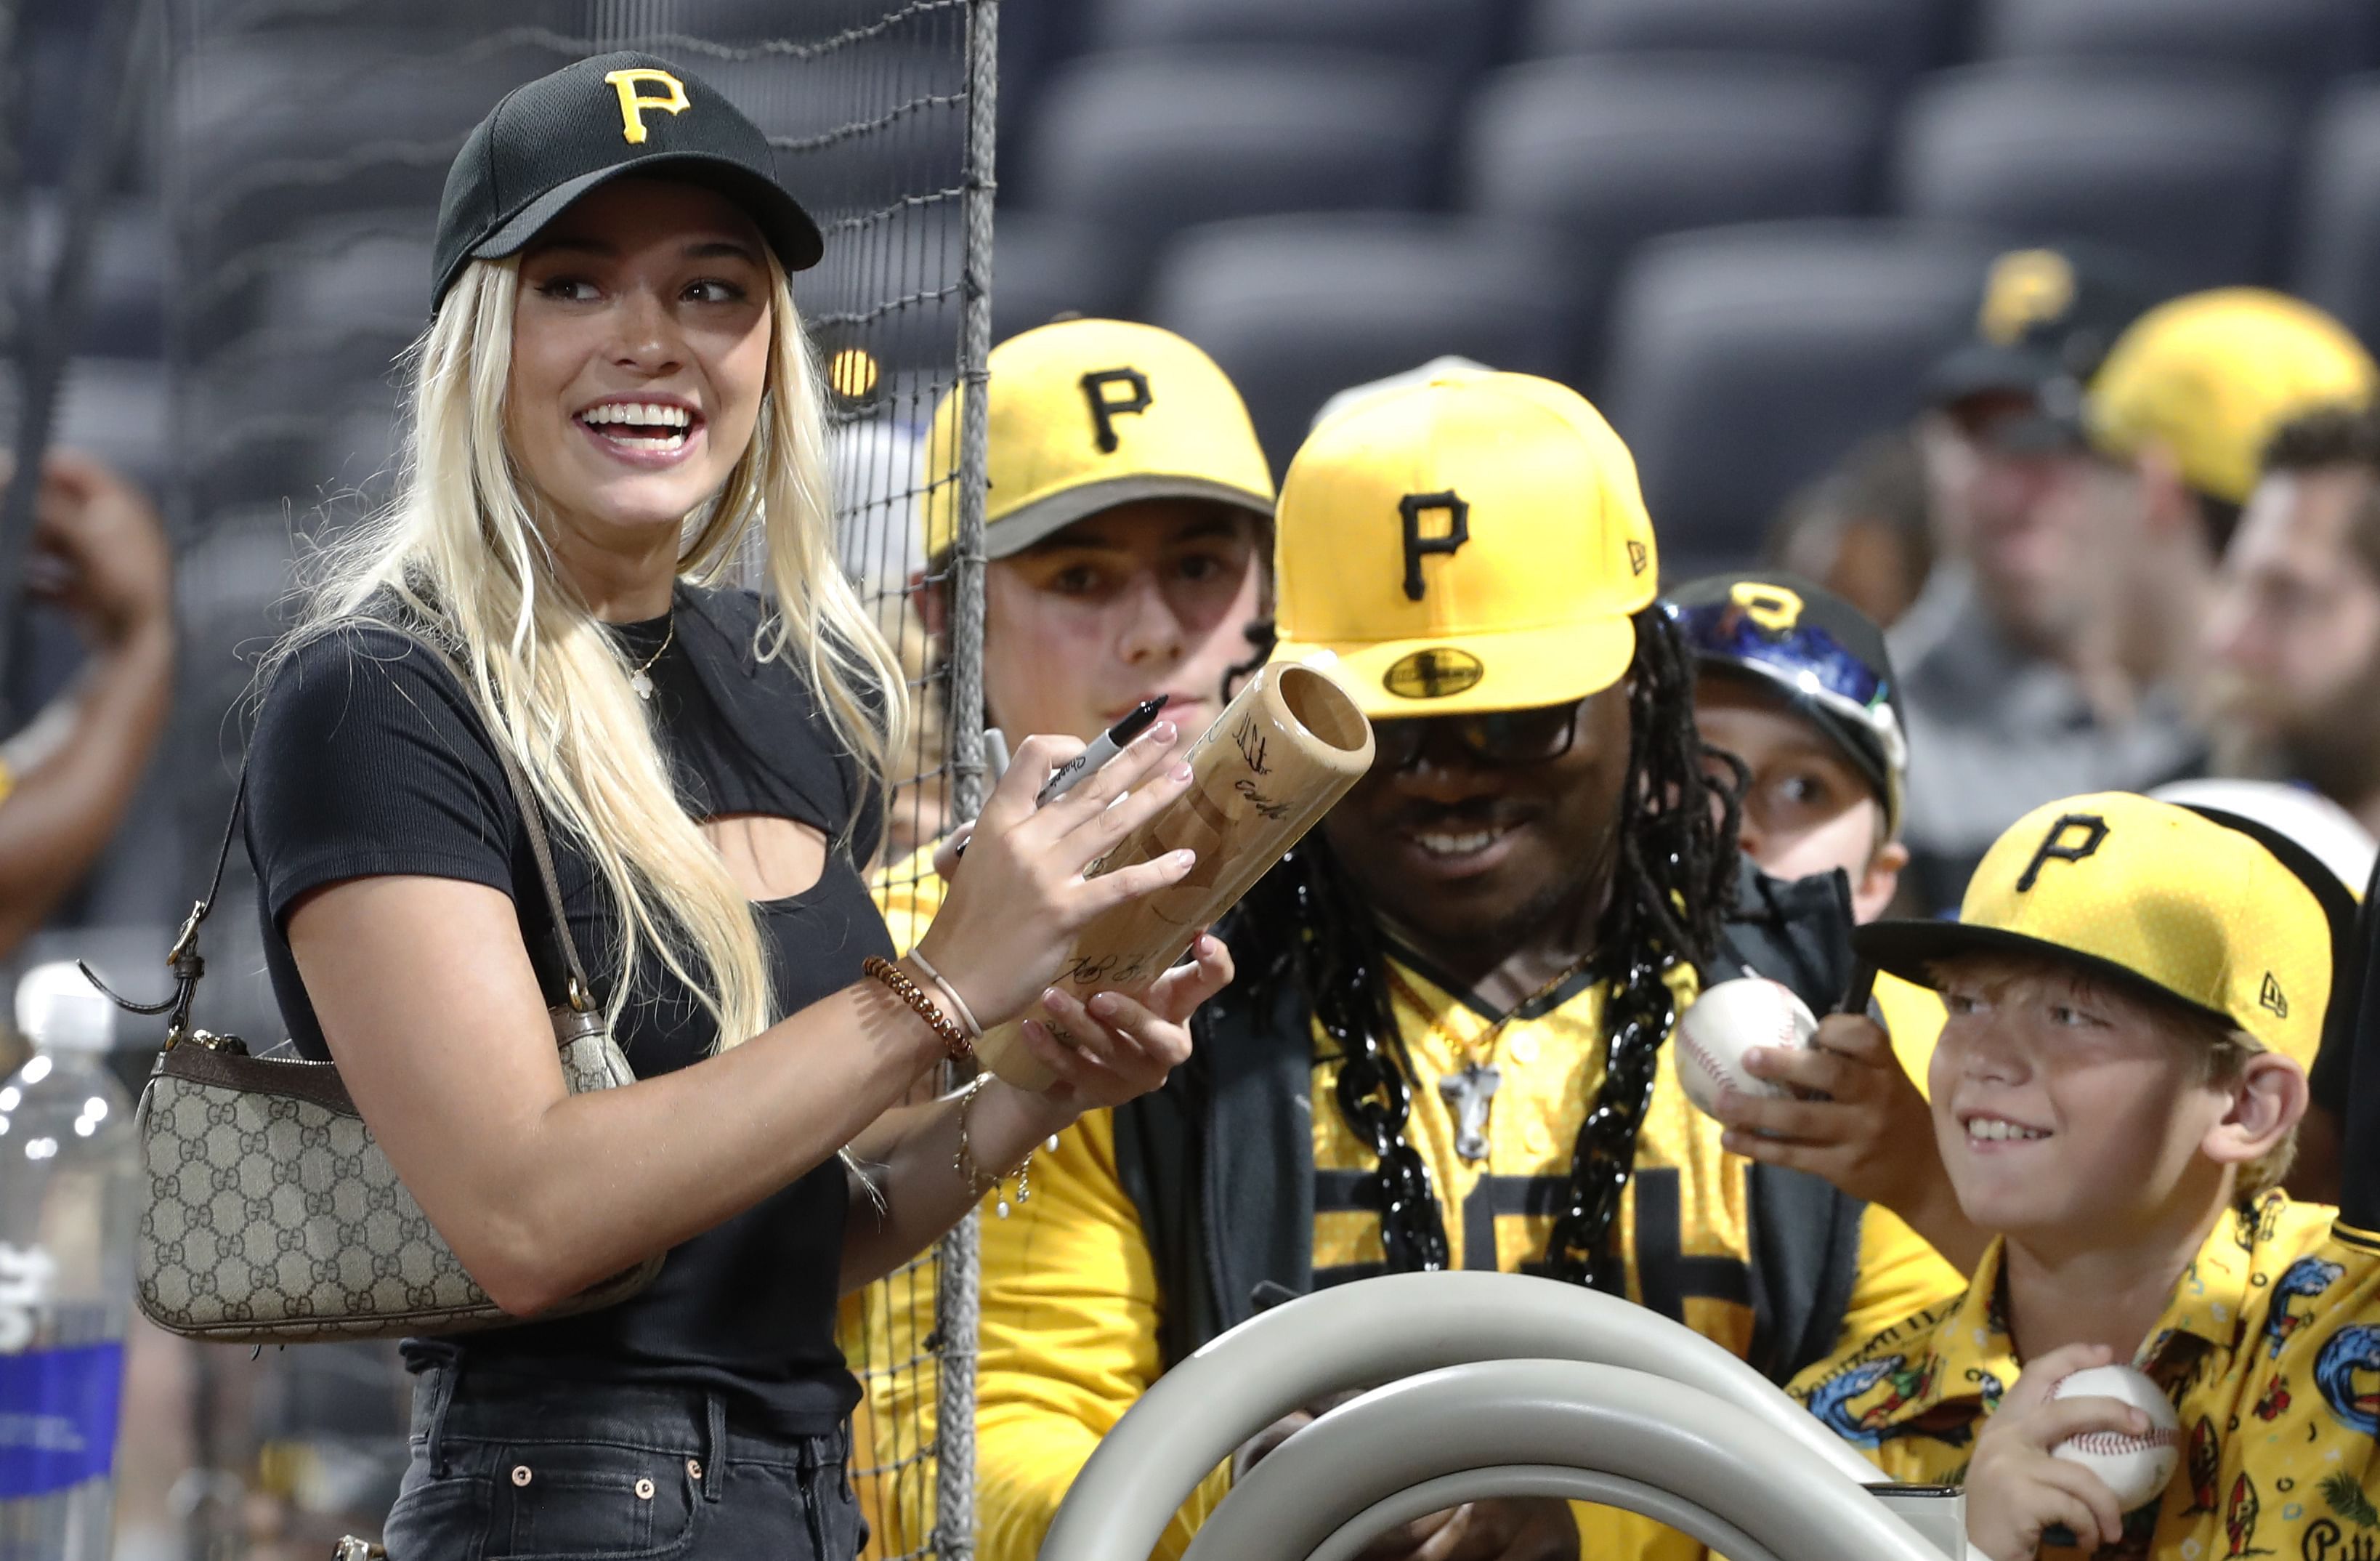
[1311,950,1956,1360]
[1789,1194,2380,1561]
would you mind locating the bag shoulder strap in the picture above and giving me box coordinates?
[86,624,597,1043]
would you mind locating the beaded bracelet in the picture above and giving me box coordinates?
[862,956,974,1061]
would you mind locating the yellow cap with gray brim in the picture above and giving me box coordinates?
[920,318,1274,562]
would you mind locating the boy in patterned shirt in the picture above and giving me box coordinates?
[1789,791,2380,1561]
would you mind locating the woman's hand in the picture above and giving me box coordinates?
[1017,932,1234,1114]
[914,727,1199,1028]
[1965,1343,2140,1561]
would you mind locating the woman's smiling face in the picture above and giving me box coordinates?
[507,177,774,547]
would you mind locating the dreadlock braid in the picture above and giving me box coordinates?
[1215,608,1740,1287]
[1541,608,1739,1288]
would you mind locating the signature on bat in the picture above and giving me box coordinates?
[1233,714,1272,776]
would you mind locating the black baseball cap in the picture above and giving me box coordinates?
[1662,571,1909,839]
[1924,241,2164,413]
[432,51,824,309]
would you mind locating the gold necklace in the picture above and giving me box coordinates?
[627,618,674,701]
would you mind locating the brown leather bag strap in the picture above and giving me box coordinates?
[392,631,598,1011]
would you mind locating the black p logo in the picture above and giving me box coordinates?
[1400,490,1470,601]
[1080,368,1152,453]
[2015,813,2110,892]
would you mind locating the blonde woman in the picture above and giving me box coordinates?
[243,54,1231,1558]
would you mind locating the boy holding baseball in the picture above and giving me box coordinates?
[1788,792,2380,1560]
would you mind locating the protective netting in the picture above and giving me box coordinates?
[157,1,993,1553]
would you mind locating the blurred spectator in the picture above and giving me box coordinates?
[0,451,172,957]
[2206,403,2380,836]
[1763,429,1934,631]
[1890,244,2173,908]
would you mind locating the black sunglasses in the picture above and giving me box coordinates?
[1372,701,1584,772]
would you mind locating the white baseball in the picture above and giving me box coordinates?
[1675,977,1817,1119]
[2049,1364,2182,1510]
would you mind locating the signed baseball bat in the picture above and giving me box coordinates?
[978,661,1377,1088]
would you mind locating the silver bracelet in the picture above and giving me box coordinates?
[906,946,984,1041]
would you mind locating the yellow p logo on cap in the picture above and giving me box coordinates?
[1728,580,1803,633]
[604,68,690,145]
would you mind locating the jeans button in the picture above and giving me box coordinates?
[634,1477,656,1501]
[687,1459,703,1480]
[511,1465,533,1488]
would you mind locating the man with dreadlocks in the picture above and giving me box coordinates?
[964,371,1964,1561]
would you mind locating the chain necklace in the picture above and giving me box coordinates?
[1383,958,1590,1165]
[1334,935,1682,1293]
[626,617,675,702]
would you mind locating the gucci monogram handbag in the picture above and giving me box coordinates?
[91,632,660,1344]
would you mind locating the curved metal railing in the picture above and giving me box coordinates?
[1039,1271,1962,1561]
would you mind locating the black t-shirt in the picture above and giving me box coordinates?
[244,585,891,1433]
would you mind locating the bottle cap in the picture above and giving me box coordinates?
[15,962,116,1053]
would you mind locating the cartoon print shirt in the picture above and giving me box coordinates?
[1788,1193,2380,1561]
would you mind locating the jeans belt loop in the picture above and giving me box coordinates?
[702,1391,726,1504]
[423,1364,461,1480]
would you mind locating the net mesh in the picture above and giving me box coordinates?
[158,1,992,1553]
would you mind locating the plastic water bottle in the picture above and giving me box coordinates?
[0,964,137,1561]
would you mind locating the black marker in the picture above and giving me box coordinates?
[1036,695,1170,806]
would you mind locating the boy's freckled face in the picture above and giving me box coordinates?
[1928,959,2230,1242]
[1693,671,1902,921]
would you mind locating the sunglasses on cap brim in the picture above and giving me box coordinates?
[1661,600,1909,778]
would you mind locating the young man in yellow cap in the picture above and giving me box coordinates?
[966,371,1963,1561]
[1899,282,2376,910]
[1789,793,2380,1560]
[877,315,1278,943]
[849,317,1274,1548]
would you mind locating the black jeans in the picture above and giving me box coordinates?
[382,1365,865,1560]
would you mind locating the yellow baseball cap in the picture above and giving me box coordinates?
[1855,792,2330,1069]
[921,318,1274,561]
[1270,371,1659,719]
[2088,289,2378,506]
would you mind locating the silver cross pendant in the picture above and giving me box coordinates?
[1438,1062,1501,1164]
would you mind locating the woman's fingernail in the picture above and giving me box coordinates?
[1041,987,1068,1012]
[1088,993,1122,1020]
[1151,721,1178,743]
[1173,849,1197,867]
[1170,762,1193,781]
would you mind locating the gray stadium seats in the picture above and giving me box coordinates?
[1144,212,1586,468]
[988,211,1138,343]
[1085,0,1507,84]
[1521,0,1951,87]
[1460,55,1880,274]
[1013,50,1445,281]
[1600,219,1996,570]
[2296,77,2380,350]
[1979,0,2378,94]
[23,195,163,360]
[1893,63,2296,292]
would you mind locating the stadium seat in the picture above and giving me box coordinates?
[1085,0,1508,87]
[1144,212,1588,469]
[2296,77,2380,352]
[23,195,163,360]
[1013,50,1446,280]
[1978,0,2378,95]
[1893,62,2296,292]
[988,211,1138,342]
[1600,219,1996,570]
[1460,55,1881,271]
[1520,0,1953,88]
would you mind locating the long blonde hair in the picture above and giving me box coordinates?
[280,251,908,1049]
